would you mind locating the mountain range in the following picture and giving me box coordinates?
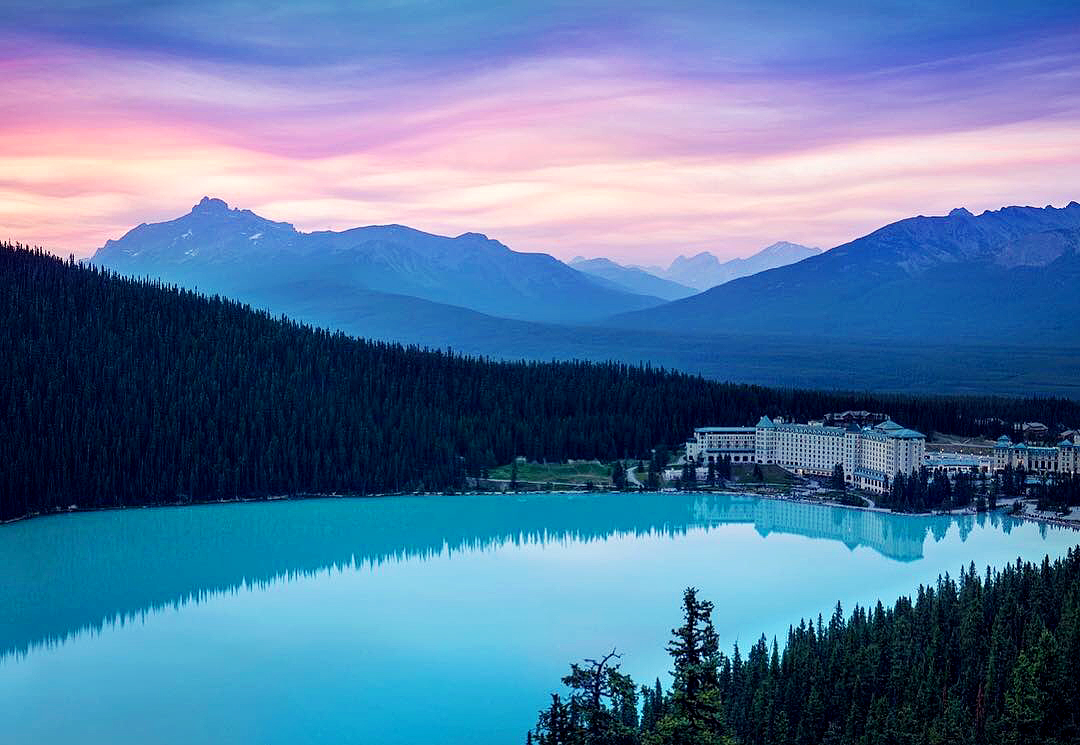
[569,241,820,297]
[651,242,822,290]
[568,257,697,300]
[90,198,1080,395]
[611,203,1080,344]
[93,197,665,324]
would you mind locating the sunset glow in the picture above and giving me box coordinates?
[3,1,1080,262]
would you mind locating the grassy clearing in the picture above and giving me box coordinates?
[731,463,798,486]
[829,491,870,507]
[488,461,614,485]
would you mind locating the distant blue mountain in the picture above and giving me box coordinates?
[88,198,1080,395]
[610,203,1080,344]
[569,257,697,300]
[93,197,665,323]
[659,241,821,290]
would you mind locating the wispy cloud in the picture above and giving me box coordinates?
[2,1,1079,261]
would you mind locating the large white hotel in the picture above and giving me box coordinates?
[992,435,1080,476]
[686,415,925,494]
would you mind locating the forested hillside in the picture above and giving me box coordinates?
[3,242,1080,522]
[529,550,1080,745]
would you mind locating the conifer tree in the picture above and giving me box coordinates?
[681,461,697,488]
[529,551,1080,745]
[830,463,845,490]
[718,457,732,481]
[612,461,628,491]
[531,651,639,745]
[656,588,729,744]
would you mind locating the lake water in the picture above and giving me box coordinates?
[2,493,1077,745]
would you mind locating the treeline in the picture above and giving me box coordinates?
[3,241,1080,521]
[879,467,994,513]
[875,467,1080,515]
[530,549,1080,745]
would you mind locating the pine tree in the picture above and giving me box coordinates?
[658,588,729,744]
[1004,649,1046,745]
[830,463,845,490]
[681,461,697,489]
[532,651,638,745]
[612,461,628,491]
[528,551,1080,745]
[718,456,732,481]
[531,694,577,745]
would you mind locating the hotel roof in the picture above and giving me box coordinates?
[867,419,924,439]
[700,415,924,440]
[886,428,926,439]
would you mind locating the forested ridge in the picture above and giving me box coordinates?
[3,241,1080,521]
[530,549,1080,745]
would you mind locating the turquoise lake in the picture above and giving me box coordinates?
[2,492,1077,744]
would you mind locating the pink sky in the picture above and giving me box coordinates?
[3,5,1080,264]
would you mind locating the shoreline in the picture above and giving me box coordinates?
[692,484,1080,532]
[5,484,1078,532]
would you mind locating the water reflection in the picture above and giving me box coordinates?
[0,492,1020,659]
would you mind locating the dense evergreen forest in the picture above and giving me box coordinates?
[873,465,1080,515]
[529,549,1080,745]
[3,241,1080,521]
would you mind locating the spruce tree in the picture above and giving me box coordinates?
[612,461,628,491]
[657,588,729,744]
[830,463,845,490]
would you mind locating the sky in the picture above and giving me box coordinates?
[2,1,1080,264]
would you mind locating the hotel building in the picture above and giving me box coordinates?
[686,415,925,494]
[992,434,1080,477]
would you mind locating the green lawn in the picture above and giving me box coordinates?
[730,463,798,486]
[488,461,614,485]
[487,461,798,488]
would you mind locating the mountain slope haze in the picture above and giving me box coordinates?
[661,241,821,290]
[612,203,1080,344]
[94,198,665,324]
[569,257,697,300]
